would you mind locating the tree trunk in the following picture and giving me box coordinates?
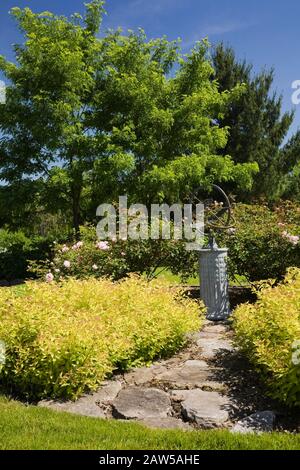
[71,183,82,240]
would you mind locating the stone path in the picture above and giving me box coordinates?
[39,322,278,432]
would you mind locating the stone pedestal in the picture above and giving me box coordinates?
[199,247,230,321]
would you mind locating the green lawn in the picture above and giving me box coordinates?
[144,268,199,285]
[0,397,299,450]
[147,268,248,287]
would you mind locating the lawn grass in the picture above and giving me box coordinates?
[144,268,199,285]
[148,268,248,287]
[0,397,299,450]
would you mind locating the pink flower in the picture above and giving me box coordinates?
[45,272,54,283]
[72,241,83,250]
[63,260,71,269]
[92,264,98,270]
[282,231,300,246]
[289,235,300,246]
[96,241,110,251]
[61,245,69,253]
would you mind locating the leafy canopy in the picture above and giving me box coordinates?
[0,2,258,233]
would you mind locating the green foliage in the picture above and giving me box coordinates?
[84,0,105,34]
[233,268,300,406]
[144,155,258,203]
[219,202,300,282]
[0,229,53,280]
[282,134,300,201]
[212,44,294,201]
[0,277,203,400]
[0,179,72,238]
[0,4,257,235]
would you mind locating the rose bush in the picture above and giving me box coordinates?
[219,202,300,283]
[30,225,199,283]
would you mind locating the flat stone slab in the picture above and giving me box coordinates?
[39,397,106,419]
[155,360,211,389]
[138,417,192,430]
[172,389,231,429]
[231,411,276,434]
[94,381,122,404]
[196,337,234,360]
[38,381,122,419]
[124,365,166,386]
[201,323,229,335]
[112,387,172,420]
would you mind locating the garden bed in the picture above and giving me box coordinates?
[233,268,300,407]
[0,277,203,401]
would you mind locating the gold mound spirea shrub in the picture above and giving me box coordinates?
[0,276,204,401]
[233,268,300,407]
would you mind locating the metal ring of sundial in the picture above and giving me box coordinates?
[189,184,235,232]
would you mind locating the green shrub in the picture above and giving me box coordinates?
[219,203,300,282]
[0,277,203,400]
[274,200,300,226]
[0,229,53,281]
[233,268,300,406]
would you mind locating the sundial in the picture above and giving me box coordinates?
[188,184,234,321]
[189,184,235,248]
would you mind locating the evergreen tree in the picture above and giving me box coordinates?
[212,43,294,200]
[281,130,300,201]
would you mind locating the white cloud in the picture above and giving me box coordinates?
[202,21,250,36]
[124,0,186,16]
[181,20,255,50]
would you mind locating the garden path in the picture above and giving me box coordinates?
[39,322,278,432]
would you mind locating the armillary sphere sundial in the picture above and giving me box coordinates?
[188,184,235,321]
[189,184,235,247]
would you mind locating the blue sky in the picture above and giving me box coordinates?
[1,0,300,138]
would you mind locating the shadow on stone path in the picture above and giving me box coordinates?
[39,322,300,433]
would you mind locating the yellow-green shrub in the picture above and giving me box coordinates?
[233,268,300,406]
[0,277,203,400]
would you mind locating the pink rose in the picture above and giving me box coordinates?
[289,235,300,246]
[61,245,69,253]
[282,231,299,246]
[45,272,54,283]
[63,260,71,269]
[72,241,83,250]
[96,241,110,251]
